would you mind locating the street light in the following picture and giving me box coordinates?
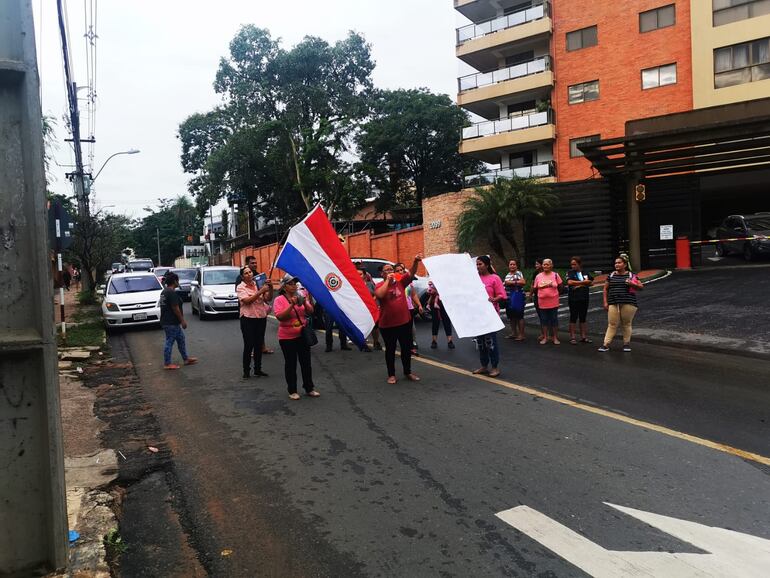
[91,148,140,183]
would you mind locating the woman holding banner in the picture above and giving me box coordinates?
[375,254,423,384]
[473,256,507,378]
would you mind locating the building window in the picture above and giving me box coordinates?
[642,63,677,89]
[570,135,600,158]
[568,80,599,104]
[714,37,770,88]
[566,26,598,51]
[640,4,676,32]
[713,0,770,26]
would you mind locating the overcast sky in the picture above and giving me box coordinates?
[36,0,471,219]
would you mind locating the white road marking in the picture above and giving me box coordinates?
[496,503,770,577]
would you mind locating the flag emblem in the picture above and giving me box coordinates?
[325,273,342,292]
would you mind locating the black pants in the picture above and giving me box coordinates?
[380,322,413,377]
[431,302,453,337]
[569,300,589,323]
[279,337,314,394]
[240,316,266,375]
[324,310,347,347]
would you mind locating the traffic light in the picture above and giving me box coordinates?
[634,184,646,202]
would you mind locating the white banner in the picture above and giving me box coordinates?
[422,253,505,339]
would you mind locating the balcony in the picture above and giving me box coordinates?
[464,162,556,186]
[460,111,555,161]
[462,109,553,140]
[459,55,550,92]
[456,2,551,70]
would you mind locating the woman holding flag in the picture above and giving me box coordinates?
[374,254,423,384]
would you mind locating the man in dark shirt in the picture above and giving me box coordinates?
[161,272,198,369]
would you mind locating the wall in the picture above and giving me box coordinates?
[691,3,770,109]
[552,0,693,181]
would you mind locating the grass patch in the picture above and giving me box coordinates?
[58,321,104,348]
[76,290,97,306]
[71,305,101,324]
[104,528,127,559]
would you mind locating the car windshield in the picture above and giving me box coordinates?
[203,269,239,285]
[129,261,153,271]
[109,276,161,294]
[746,217,770,230]
[173,269,197,280]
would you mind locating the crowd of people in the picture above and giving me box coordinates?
[158,252,643,398]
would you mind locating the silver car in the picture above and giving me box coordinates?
[190,266,241,319]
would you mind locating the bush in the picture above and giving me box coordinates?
[76,290,97,306]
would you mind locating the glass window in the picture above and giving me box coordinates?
[640,4,676,32]
[108,275,162,294]
[566,26,598,51]
[714,37,770,87]
[713,0,770,26]
[203,269,240,285]
[568,80,599,104]
[570,135,600,158]
[642,63,677,89]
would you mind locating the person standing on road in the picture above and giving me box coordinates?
[566,256,593,345]
[273,274,320,400]
[160,272,198,370]
[532,258,563,345]
[236,255,275,355]
[236,266,272,379]
[598,254,644,353]
[529,259,546,343]
[394,262,423,356]
[357,265,378,352]
[375,255,423,384]
[426,281,455,349]
[324,307,350,352]
[504,259,526,341]
[473,255,506,377]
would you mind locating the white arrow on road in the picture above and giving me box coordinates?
[496,502,770,577]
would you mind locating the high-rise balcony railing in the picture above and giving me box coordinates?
[464,162,555,186]
[458,55,551,92]
[457,1,549,45]
[462,108,553,140]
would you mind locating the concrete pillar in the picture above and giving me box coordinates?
[0,0,69,573]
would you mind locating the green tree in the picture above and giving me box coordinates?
[180,26,373,233]
[456,177,558,264]
[356,89,482,210]
[132,196,202,266]
[71,211,134,288]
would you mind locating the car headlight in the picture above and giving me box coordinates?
[105,302,120,312]
[203,289,214,297]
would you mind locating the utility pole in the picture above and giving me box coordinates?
[156,226,162,266]
[1,1,69,574]
[57,0,91,291]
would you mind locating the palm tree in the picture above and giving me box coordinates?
[456,176,558,264]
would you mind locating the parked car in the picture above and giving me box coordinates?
[111,262,125,274]
[153,266,171,280]
[190,266,241,319]
[716,213,770,261]
[171,267,197,301]
[352,257,430,318]
[98,272,163,331]
[126,258,154,272]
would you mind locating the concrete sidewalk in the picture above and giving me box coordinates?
[518,266,770,358]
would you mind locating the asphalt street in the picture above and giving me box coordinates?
[115,312,770,577]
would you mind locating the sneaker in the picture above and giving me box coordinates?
[623,344,632,352]
[164,364,180,370]
[254,370,269,377]
[430,341,438,349]
[340,344,351,351]
[597,345,610,352]
[448,341,455,349]
[184,357,198,365]
[242,372,250,379]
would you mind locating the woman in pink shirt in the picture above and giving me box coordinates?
[273,274,320,400]
[532,258,563,345]
[236,266,272,379]
[473,255,506,377]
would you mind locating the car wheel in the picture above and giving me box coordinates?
[199,306,208,320]
[743,243,754,262]
[716,242,726,257]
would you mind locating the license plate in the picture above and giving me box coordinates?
[225,301,239,308]
[132,312,148,321]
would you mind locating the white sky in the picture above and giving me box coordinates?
[35,0,473,219]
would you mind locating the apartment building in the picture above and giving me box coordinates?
[455,0,770,181]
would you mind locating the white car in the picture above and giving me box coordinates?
[190,266,241,319]
[100,272,163,331]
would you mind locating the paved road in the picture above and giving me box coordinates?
[115,313,770,577]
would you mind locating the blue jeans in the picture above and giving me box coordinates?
[477,332,499,369]
[163,325,188,365]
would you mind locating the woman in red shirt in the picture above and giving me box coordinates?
[273,274,320,400]
[374,254,423,384]
[532,258,563,345]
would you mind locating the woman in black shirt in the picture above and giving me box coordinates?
[598,254,643,352]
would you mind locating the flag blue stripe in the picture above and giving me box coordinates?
[276,243,367,348]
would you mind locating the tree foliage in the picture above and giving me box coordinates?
[456,177,559,264]
[179,26,374,231]
[132,196,202,267]
[70,212,134,288]
[356,89,482,210]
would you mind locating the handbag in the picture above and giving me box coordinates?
[293,305,318,347]
[508,289,525,312]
